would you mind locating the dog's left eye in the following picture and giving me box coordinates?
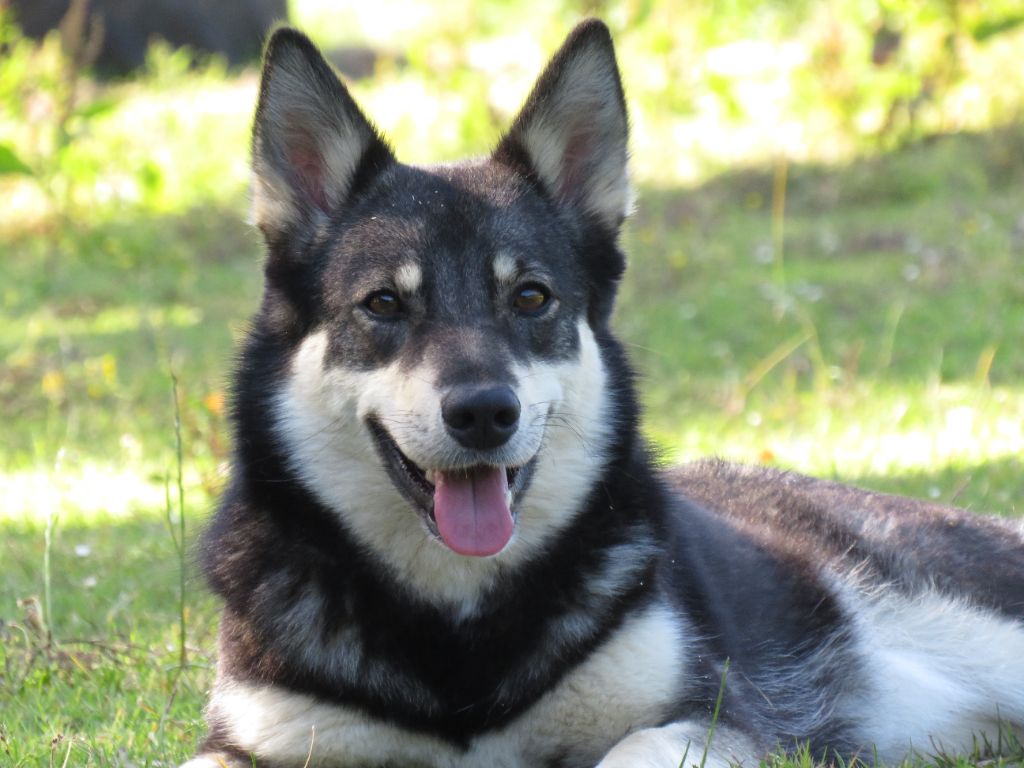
[364,291,401,318]
[512,285,550,315]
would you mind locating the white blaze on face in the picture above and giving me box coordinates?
[394,261,423,295]
[274,319,612,613]
[492,252,519,286]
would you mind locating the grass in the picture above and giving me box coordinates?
[1,6,1023,766]
[620,130,1024,512]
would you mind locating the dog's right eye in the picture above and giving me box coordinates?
[364,291,401,318]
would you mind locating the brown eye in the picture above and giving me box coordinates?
[513,285,550,315]
[364,291,401,317]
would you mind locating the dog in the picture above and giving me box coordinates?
[183,19,1024,768]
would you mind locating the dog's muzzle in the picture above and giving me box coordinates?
[366,414,537,558]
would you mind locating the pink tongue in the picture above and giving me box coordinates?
[432,467,513,557]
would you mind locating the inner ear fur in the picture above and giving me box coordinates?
[250,28,393,243]
[494,19,631,233]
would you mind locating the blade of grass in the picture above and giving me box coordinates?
[171,373,187,669]
[771,155,789,315]
[876,302,905,374]
[734,330,814,410]
[698,658,731,768]
[677,738,693,768]
[42,448,67,647]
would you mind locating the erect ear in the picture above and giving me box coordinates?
[251,28,393,243]
[493,19,631,233]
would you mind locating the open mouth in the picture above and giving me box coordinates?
[366,417,536,557]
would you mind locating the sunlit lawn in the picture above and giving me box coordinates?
[1,6,1023,766]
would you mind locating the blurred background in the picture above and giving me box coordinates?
[1,1,1023,763]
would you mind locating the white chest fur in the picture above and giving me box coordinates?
[205,602,688,767]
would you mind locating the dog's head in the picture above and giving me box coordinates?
[245,21,632,607]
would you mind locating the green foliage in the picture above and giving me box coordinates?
[0,8,246,222]
[0,143,33,176]
[972,12,1024,42]
[291,0,1024,176]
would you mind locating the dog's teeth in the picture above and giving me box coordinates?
[425,469,436,485]
[505,489,513,509]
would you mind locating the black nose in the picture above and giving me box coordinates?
[442,385,521,450]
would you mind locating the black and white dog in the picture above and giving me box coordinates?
[184,20,1024,768]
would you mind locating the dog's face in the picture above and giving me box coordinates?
[246,23,630,609]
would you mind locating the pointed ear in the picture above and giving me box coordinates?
[493,20,631,232]
[251,28,393,242]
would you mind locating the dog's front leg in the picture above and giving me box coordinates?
[597,722,756,768]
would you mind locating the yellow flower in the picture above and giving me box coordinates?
[204,390,225,415]
[41,370,65,399]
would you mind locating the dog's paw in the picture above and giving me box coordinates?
[597,727,694,768]
[179,754,251,768]
[597,723,752,768]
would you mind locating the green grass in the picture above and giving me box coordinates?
[620,130,1024,512]
[2,5,1024,766]
[1,515,216,765]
